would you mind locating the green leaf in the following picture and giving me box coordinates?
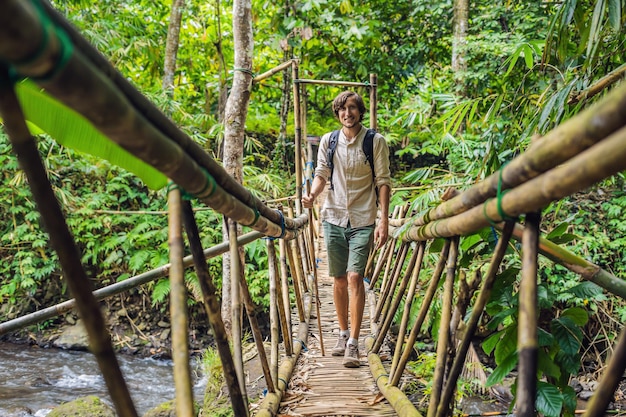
[561,307,589,326]
[486,351,517,387]
[482,331,501,356]
[546,222,569,240]
[564,281,603,299]
[608,0,621,31]
[536,381,563,417]
[538,349,561,379]
[550,316,582,355]
[460,234,482,251]
[538,327,555,347]
[15,81,167,190]
[494,324,518,365]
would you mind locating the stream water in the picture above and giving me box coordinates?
[0,342,207,416]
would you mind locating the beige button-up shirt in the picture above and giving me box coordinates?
[314,126,391,228]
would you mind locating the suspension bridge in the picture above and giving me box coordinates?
[2,1,626,417]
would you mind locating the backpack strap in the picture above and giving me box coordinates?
[326,129,340,190]
[363,128,376,183]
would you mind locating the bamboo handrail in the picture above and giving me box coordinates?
[402,125,626,241]
[0,231,262,336]
[295,78,374,87]
[407,80,626,229]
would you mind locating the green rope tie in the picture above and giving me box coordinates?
[11,0,74,83]
[375,372,389,385]
[232,67,254,77]
[166,169,218,201]
[482,198,500,227]
[496,165,517,221]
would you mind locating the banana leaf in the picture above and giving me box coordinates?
[15,80,167,190]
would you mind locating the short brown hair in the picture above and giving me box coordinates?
[332,91,366,122]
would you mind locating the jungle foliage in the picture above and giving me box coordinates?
[1,0,625,415]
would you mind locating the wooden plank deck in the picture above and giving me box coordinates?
[278,219,397,417]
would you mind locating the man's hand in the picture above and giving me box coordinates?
[302,193,316,209]
[374,218,389,249]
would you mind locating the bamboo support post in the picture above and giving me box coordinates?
[278,235,294,338]
[181,202,247,416]
[369,73,378,130]
[517,212,540,417]
[296,78,373,87]
[293,61,303,210]
[255,281,313,417]
[286,231,306,323]
[583,324,626,417]
[0,231,262,336]
[237,248,276,394]
[374,242,409,324]
[390,240,451,386]
[167,189,194,417]
[269,239,293,357]
[428,237,459,417]
[372,243,424,354]
[369,231,395,289]
[436,221,515,417]
[267,239,280,382]
[228,219,248,403]
[390,241,427,378]
[288,202,309,294]
[0,73,138,417]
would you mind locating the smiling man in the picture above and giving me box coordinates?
[302,90,391,368]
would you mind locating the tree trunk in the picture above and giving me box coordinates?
[221,0,254,338]
[162,0,185,93]
[452,0,468,97]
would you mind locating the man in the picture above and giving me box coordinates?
[302,90,391,368]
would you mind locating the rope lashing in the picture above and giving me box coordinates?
[293,338,308,351]
[265,209,286,240]
[496,164,518,221]
[232,67,254,77]
[375,373,390,385]
[166,168,218,201]
[242,205,260,228]
[10,0,74,83]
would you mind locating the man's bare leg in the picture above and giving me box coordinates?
[331,275,349,356]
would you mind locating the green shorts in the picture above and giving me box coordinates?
[323,221,375,277]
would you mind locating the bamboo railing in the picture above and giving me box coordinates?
[2,1,626,417]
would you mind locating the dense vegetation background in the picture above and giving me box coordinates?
[1,0,625,415]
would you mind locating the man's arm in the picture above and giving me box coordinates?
[374,184,390,248]
[303,175,327,209]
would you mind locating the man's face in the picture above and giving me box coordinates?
[338,96,362,129]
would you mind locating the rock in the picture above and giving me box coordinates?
[5,405,33,417]
[117,308,127,317]
[65,314,76,325]
[158,321,170,328]
[143,399,200,417]
[160,329,171,340]
[53,321,89,351]
[579,390,595,401]
[47,395,115,417]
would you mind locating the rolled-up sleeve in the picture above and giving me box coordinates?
[314,133,332,182]
[373,133,391,190]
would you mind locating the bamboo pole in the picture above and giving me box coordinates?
[296,78,372,87]
[255,282,313,417]
[390,240,451,386]
[293,61,303,210]
[369,232,395,289]
[372,243,425,354]
[0,72,138,417]
[278,233,294,345]
[569,63,626,105]
[305,179,325,356]
[237,248,276,394]
[35,0,304,232]
[0,231,261,336]
[167,189,194,417]
[365,337,424,417]
[517,212,540,417]
[288,203,309,294]
[583,324,626,417]
[403,125,626,241]
[267,239,280,381]
[374,242,409,323]
[228,219,248,404]
[253,59,295,83]
[181,202,247,416]
[268,239,293,357]
[408,81,626,228]
[286,235,306,323]
[428,237,459,417]
[436,222,515,417]
[390,242,427,379]
[370,73,378,130]
[505,223,626,299]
